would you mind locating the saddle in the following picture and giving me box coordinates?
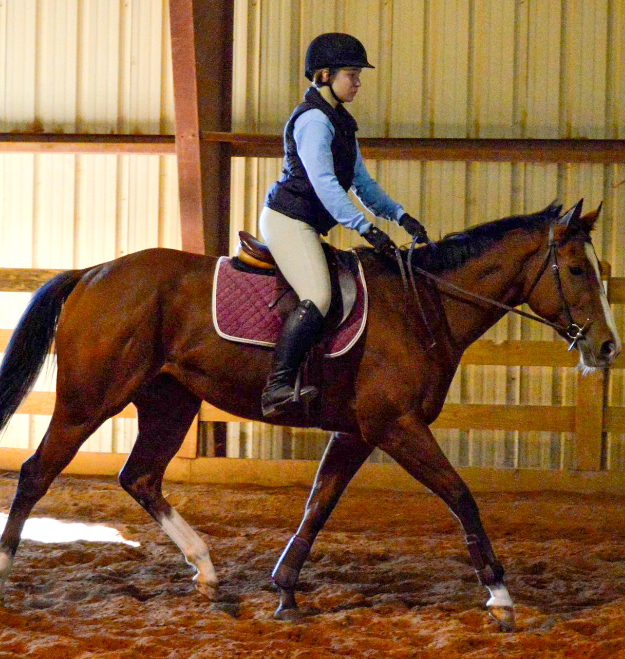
[234,231,359,329]
[213,232,367,356]
[213,233,368,421]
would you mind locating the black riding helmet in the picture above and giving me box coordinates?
[304,33,374,81]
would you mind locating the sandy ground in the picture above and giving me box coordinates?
[0,472,624,658]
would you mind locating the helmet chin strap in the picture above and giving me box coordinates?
[328,82,344,104]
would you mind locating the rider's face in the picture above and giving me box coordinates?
[330,67,362,102]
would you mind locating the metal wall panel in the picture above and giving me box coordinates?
[230,0,625,469]
[0,153,181,453]
[0,1,178,453]
[0,0,173,133]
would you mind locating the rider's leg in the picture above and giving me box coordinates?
[259,208,331,417]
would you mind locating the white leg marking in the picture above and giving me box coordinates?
[585,243,622,352]
[486,583,514,609]
[160,509,217,588]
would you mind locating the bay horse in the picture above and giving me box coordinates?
[0,199,619,631]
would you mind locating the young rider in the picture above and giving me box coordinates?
[259,32,429,418]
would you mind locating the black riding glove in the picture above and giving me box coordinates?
[363,226,392,253]
[399,213,429,244]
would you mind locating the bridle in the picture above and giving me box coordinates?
[391,221,593,353]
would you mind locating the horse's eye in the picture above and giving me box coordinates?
[569,266,583,276]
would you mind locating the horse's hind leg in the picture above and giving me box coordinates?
[370,411,514,631]
[0,413,103,596]
[118,374,218,598]
[272,431,373,619]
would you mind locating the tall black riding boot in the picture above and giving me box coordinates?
[261,300,324,418]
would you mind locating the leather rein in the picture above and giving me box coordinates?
[391,222,592,352]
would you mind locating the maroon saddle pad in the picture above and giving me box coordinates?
[212,255,368,358]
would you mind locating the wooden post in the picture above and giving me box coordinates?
[574,369,606,471]
[169,0,233,256]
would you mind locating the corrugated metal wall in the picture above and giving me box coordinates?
[2,0,624,469]
[229,0,625,469]
[0,0,179,453]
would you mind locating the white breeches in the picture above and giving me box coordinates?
[259,207,332,317]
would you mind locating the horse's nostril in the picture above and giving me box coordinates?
[600,340,616,359]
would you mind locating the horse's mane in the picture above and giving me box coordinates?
[409,202,562,273]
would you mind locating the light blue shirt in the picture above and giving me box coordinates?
[293,109,405,235]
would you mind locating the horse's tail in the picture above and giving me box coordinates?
[0,269,85,433]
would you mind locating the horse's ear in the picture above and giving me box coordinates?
[579,202,602,234]
[544,199,563,218]
[553,199,584,244]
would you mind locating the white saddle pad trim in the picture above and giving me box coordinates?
[212,253,368,358]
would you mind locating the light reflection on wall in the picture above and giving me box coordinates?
[0,514,140,547]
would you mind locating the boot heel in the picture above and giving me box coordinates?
[261,300,324,418]
[261,384,318,418]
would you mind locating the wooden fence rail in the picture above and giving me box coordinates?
[1,268,625,480]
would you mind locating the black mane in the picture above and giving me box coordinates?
[409,202,562,272]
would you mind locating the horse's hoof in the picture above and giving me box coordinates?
[274,605,302,622]
[194,579,218,600]
[487,605,515,632]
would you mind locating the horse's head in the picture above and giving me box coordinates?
[524,199,621,370]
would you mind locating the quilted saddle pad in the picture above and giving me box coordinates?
[212,255,368,358]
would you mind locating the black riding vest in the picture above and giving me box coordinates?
[264,87,358,236]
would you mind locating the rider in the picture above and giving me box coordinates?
[259,32,429,418]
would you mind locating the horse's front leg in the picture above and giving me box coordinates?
[272,431,373,620]
[367,410,514,632]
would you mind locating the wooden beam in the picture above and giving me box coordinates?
[1,448,625,493]
[574,370,606,471]
[170,0,205,254]
[203,133,625,163]
[16,391,138,419]
[3,132,623,164]
[461,340,578,367]
[0,329,11,348]
[2,329,623,370]
[9,388,625,439]
[432,403,575,432]
[0,267,65,292]
[608,278,625,304]
[0,133,175,154]
[199,402,245,422]
[605,406,625,433]
[169,0,233,257]
[206,402,576,432]
[178,415,199,459]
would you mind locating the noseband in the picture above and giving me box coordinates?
[394,221,592,352]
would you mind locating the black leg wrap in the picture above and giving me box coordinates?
[272,536,311,590]
[466,534,504,586]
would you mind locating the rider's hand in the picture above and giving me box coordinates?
[399,213,429,244]
[363,226,392,253]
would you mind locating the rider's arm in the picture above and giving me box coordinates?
[294,110,372,235]
[351,141,405,222]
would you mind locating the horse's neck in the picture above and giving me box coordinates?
[438,232,542,351]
